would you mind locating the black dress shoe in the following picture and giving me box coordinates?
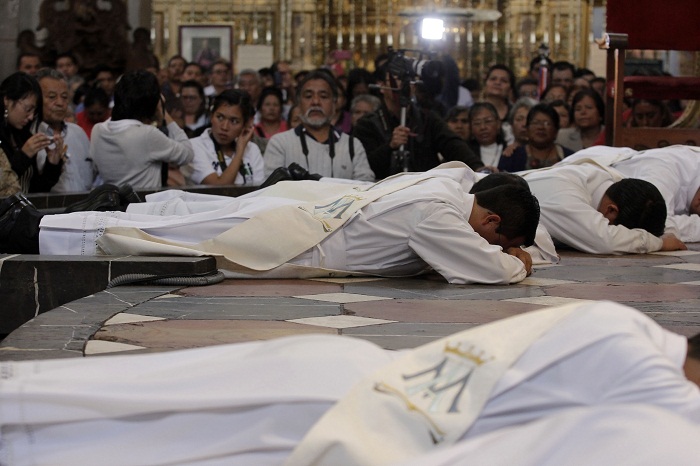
[64,184,121,213]
[118,184,142,208]
[259,167,293,189]
[0,197,42,254]
[288,163,322,181]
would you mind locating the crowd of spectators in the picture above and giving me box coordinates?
[0,42,683,196]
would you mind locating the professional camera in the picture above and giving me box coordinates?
[386,47,443,84]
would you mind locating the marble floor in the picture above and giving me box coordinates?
[2,245,700,361]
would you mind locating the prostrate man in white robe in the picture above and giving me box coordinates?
[557,144,700,243]
[521,162,686,254]
[1,301,698,465]
[0,164,540,285]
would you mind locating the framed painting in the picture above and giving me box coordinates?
[179,25,233,70]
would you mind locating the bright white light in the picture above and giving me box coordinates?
[421,18,444,40]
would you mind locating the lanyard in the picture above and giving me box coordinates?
[298,126,336,178]
[209,131,248,183]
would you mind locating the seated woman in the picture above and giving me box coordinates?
[511,103,574,170]
[445,105,470,141]
[254,87,288,140]
[503,97,537,157]
[468,102,523,172]
[91,70,194,189]
[188,89,264,186]
[0,72,64,193]
[556,88,605,152]
[549,99,571,129]
[629,98,675,128]
[180,80,209,137]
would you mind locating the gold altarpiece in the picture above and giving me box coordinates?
[152,0,600,78]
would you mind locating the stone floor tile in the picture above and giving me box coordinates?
[349,335,454,350]
[680,281,700,285]
[345,299,541,323]
[309,277,387,284]
[342,322,473,339]
[649,250,700,257]
[104,313,167,325]
[180,279,342,297]
[660,325,700,337]
[293,292,394,303]
[519,277,579,286]
[93,319,337,349]
[544,283,700,302]
[84,340,146,355]
[656,263,700,272]
[504,296,592,306]
[288,315,396,329]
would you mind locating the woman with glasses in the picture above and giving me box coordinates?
[187,89,264,186]
[468,102,522,172]
[511,104,573,170]
[1,71,64,193]
[180,80,209,138]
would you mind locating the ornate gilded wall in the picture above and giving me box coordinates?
[152,0,598,78]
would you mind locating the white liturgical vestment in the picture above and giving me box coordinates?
[0,301,698,465]
[522,162,664,254]
[38,164,528,284]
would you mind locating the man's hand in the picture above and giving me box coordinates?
[389,125,411,150]
[506,247,533,275]
[660,233,687,251]
[46,134,65,165]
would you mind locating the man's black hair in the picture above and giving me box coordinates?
[604,179,667,236]
[295,69,339,101]
[55,52,77,67]
[83,86,110,109]
[688,332,700,361]
[474,185,540,247]
[111,70,160,122]
[257,86,284,112]
[16,52,40,70]
[470,173,529,193]
[529,55,552,72]
[552,60,576,76]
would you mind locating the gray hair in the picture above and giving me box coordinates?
[237,68,261,81]
[350,94,381,113]
[36,67,67,83]
[507,97,537,124]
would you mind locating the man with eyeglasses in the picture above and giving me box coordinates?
[353,61,484,180]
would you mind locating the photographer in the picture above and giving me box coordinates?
[353,51,483,180]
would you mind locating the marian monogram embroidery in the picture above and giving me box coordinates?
[374,342,495,444]
[298,193,365,232]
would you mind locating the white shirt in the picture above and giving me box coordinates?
[187,128,265,186]
[264,126,375,181]
[522,164,664,254]
[36,122,95,192]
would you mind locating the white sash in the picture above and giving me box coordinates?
[285,305,577,466]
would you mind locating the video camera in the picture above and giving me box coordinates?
[385,47,443,84]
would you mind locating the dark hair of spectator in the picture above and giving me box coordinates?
[484,64,516,92]
[16,52,41,70]
[552,60,576,76]
[570,88,605,124]
[345,67,374,110]
[527,103,561,131]
[55,52,78,67]
[181,79,207,118]
[688,332,700,361]
[469,101,506,145]
[295,69,339,101]
[111,70,161,122]
[529,55,552,72]
[84,86,110,109]
[445,105,470,122]
[210,89,255,122]
[257,86,284,112]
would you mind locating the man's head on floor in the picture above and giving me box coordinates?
[690,186,700,216]
[685,333,700,387]
[597,179,667,236]
[469,184,540,249]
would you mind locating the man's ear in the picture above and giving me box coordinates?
[483,213,501,227]
[604,202,619,223]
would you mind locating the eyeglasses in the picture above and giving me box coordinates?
[16,99,36,114]
[471,118,497,127]
[529,119,553,128]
